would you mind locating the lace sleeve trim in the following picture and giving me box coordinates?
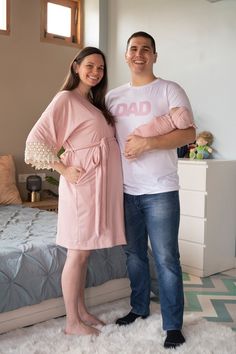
[25,142,60,170]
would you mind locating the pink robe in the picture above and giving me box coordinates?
[25,89,126,250]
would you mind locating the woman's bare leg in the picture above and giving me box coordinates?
[77,254,105,326]
[62,249,99,336]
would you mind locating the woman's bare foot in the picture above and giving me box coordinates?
[64,320,100,336]
[79,311,105,326]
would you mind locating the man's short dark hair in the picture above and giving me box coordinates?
[126,31,156,54]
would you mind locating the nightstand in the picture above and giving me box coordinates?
[23,198,58,212]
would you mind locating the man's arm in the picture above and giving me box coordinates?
[124,127,196,159]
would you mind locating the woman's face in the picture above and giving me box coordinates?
[76,54,105,89]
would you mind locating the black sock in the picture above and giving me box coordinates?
[164,330,185,348]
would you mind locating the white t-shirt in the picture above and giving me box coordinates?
[106,78,192,195]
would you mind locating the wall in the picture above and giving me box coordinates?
[0,0,105,198]
[0,0,75,170]
[84,0,108,53]
[106,0,236,160]
[4,1,235,172]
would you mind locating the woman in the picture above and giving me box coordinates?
[25,47,126,336]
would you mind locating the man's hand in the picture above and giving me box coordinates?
[124,127,196,160]
[124,134,148,159]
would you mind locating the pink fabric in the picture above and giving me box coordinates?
[25,89,126,250]
[133,106,195,137]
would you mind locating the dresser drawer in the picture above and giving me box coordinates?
[178,163,207,191]
[179,215,205,244]
[179,190,206,217]
[179,240,204,270]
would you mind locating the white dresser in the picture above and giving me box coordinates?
[178,159,236,277]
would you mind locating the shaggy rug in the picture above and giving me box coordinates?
[0,297,235,354]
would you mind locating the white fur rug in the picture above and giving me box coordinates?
[0,298,235,354]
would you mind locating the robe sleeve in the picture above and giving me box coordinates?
[25,91,70,170]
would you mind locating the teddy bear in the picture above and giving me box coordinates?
[189,131,214,160]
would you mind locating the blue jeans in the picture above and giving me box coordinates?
[124,191,184,330]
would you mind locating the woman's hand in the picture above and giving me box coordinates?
[62,166,85,184]
[50,161,85,184]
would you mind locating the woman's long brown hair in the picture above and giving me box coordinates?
[60,47,114,126]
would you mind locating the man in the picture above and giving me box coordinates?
[106,31,196,349]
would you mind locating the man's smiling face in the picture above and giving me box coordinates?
[125,36,157,75]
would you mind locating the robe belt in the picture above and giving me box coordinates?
[64,137,116,236]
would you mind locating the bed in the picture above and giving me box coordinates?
[0,204,132,334]
[0,155,158,334]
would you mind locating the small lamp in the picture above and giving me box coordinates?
[26,175,42,202]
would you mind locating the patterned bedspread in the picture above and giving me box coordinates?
[0,205,128,313]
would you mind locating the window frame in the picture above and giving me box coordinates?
[40,0,83,48]
[0,0,10,35]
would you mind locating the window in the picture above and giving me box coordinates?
[40,0,83,47]
[0,0,10,35]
